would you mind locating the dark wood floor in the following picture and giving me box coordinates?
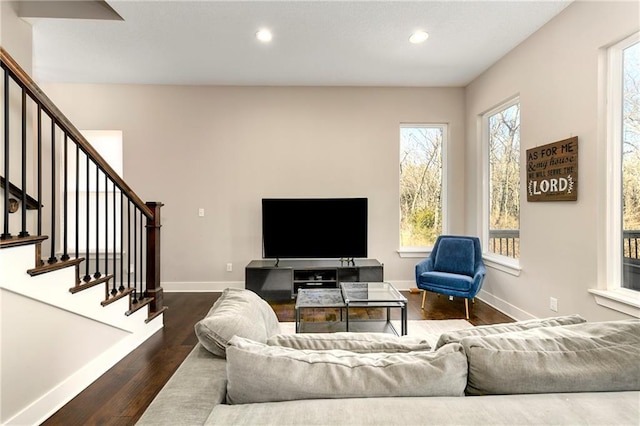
[42,291,512,425]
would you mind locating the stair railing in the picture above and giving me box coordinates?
[0,47,164,317]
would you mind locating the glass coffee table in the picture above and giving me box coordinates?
[341,282,408,336]
[295,288,346,333]
[294,282,407,335]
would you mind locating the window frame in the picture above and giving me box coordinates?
[591,32,640,317]
[397,123,448,258]
[481,96,522,275]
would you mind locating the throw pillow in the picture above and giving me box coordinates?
[194,288,280,357]
[267,332,431,353]
[225,336,467,404]
[434,314,586,350]
[462,319,640,395]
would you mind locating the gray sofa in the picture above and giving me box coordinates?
[137,289,640,425]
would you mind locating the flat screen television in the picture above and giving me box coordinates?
[262,198,368,259]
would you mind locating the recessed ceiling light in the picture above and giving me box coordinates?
[256,29,273,43]
[409,31,429,44]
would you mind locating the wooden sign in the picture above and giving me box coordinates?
[526,136,578,202]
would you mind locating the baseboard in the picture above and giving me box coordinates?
[476,289,536,321]
[163,280,415,293]
[162,281,244,292]
[5,318,163,426]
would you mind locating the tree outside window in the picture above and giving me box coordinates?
[399,125,445,248]
[487,102,520,258]
[622,39,640,291]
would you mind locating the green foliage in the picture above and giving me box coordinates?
[400,126,443,247]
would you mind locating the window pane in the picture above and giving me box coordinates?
[399,126,444,247]
[488,103,520,258]
[622,41,640,291]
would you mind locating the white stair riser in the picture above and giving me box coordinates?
[1,245,158,332]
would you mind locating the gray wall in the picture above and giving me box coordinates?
[42,84,466,290]
[464,0,639,321]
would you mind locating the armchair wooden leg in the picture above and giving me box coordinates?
[464,298,470,320]
[421,290,427,310]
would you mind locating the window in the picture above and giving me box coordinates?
[621,36,640,292]
[483,99,521,261]
[399,124,446,249]
[66,130,123,252]
[591,32,640,317]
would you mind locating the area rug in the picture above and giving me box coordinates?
[278,319,473,347]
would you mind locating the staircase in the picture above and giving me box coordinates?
[0,47,166,424]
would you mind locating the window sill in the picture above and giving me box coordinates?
[482,253,521,277]
[589,288,640,318]
[397,248,433,258]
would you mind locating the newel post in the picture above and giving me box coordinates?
[146,201,164,312]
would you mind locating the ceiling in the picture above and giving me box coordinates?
[25,0,573,87]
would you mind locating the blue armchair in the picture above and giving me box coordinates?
[415,235,486,319]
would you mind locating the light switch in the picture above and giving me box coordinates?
[198,208,205,217]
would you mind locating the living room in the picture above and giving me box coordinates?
[1,0,639,424]
[30,0,637,322]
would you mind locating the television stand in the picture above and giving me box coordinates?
[245,259,384,301]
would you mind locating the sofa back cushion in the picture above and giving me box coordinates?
[462,319,640,395]
[194,288,280,358]
[434,315,587,350]
[433,238,475,277]
[434,314,586,350]
[226,336,467,404]
[267,332,431,353]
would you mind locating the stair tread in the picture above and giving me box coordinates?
[69,274,113,294]
[127,297,153,316]
[0,235,48,249]
[28,257,84,276]
[101,287,134,306]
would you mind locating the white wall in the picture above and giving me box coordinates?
[464,1,639,321]
[41,84,466,290]
[0,289,127,423]
[0,1,32,74]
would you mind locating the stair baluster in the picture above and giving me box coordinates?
[48,119,57,264]
[60,134,69,260]
[2,67,10,240]
[37,105,42,237]
[74,143,79,260]
[19,87,29,237]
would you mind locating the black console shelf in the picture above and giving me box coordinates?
[245,259,384,301]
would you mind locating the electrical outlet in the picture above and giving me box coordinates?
[550,297,558,312]
[226,263,233,272]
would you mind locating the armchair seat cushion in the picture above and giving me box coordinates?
[419,271,474,292]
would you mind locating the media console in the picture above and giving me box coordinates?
[245,259,383,301]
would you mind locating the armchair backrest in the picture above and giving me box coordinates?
[431,235,482,277]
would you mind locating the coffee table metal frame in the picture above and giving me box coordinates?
[341,282,408,336]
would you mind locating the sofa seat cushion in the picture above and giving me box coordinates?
[419,271,474,291]
[433,237,475,277]
[206,392,640,426]
[462,319,640,395]
[194,288,280,357]
[434,314,586,350]
[267,332,431,353]
[225,336,467,404]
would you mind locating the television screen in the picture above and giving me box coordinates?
[262,198,368,259]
